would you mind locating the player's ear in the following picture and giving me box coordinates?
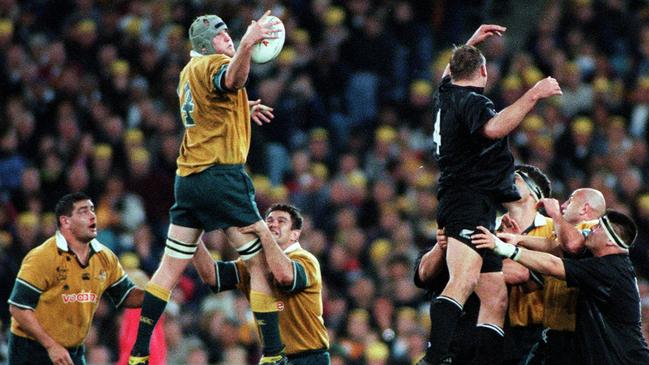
[480,64,488,77]
[290,230,300,242]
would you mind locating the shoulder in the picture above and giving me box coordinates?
[289,249,321,270]
[195,54,230,69]
[93,242,121,267]
[23,237,58,263]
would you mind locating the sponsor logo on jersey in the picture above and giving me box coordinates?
[62,291,98,303]
[277,301,285,311]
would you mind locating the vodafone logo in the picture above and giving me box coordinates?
[62,292,98,304]
[277,301,285,311]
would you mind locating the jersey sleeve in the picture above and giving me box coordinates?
[279,252,320,293]
[104,251,136,308]
[464,94,498,135]
[206,54,232,93]
[8,248,55,310]
[563,257,613,303]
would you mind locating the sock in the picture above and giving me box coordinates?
[471,323,505,365]
[425,296,464,362]
[251,290,284,356]
[131,283,171,356]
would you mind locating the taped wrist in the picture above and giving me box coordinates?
[493,238,521,260]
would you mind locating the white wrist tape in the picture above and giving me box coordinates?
[493,238,521,261]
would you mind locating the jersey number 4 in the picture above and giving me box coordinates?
[433,109,442,155]
[180,81,196,127]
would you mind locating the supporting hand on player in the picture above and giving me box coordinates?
[472,226,521,260]
[249,99,274,125]
[466,24,507,47]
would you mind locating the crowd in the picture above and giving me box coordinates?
[1,0,649,364]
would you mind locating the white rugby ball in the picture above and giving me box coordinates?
[251,16,285,64]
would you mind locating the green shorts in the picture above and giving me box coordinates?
[288,350,330,365]
[170,164,262,231]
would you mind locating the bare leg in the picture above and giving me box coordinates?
[424,238,482,363]
[472,272,508,365]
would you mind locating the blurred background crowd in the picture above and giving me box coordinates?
[1,0,649,364]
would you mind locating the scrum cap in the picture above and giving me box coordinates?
[189,15,227,55]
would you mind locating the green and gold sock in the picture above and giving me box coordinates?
[130,283,170,356]
[251,290,284,356]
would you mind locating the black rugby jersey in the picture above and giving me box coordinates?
[564,254,649,364]
[432,76,519,202]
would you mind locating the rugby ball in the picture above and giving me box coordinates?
[251,16,285,64]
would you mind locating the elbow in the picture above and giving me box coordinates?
[562,239,585,255]
[481,124,506,139]
[274,270,294,287]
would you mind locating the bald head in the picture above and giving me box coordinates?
[562,188,606,223]
[576,188,606,219]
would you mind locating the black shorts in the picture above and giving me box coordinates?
[9,333,86,365]
[170,164,262,231]
[437,192,502,273]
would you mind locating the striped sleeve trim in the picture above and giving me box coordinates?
[109,274,128,288]
[7,300,36,311]
[15,278,43,294]
[115,285,136,308]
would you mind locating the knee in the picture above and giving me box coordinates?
[481,283,508,316]
[447,272,480,297]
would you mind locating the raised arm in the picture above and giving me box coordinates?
[536,198,586,254]
[239,221,295,286]
[225,11,278,89]
[482,77,562,139]
[441,24,506,80]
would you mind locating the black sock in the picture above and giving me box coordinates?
[471,323,505,365]
[425,296,464,362]
[130,290,168,356]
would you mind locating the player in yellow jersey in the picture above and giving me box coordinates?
[129,11,288,365]
[193,204,330,364]
[494,165,554,365]
[496,187,606,364]
[8,192,144,365]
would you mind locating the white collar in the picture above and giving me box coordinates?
[55,230,103,252]
[533,212,549,227]
[284,242,302,253]
[190,50,204,58]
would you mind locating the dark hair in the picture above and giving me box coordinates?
[55,192,91,228]
[605,209,638,248]
[450,45,486,81]
[265,204,304,230]
[515,164,552,198]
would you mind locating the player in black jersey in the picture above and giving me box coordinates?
[419,24,562,365]
[474,210,649,365]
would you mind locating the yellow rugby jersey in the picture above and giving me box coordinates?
[236,243,329,355]
[541,219,597,331]
[507,214,555,327]
[9,231,134,348]
[176,53,251,176]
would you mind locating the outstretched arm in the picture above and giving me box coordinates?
[482,77,562,139]
[441,24,506,79]
[473,226,565,279]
